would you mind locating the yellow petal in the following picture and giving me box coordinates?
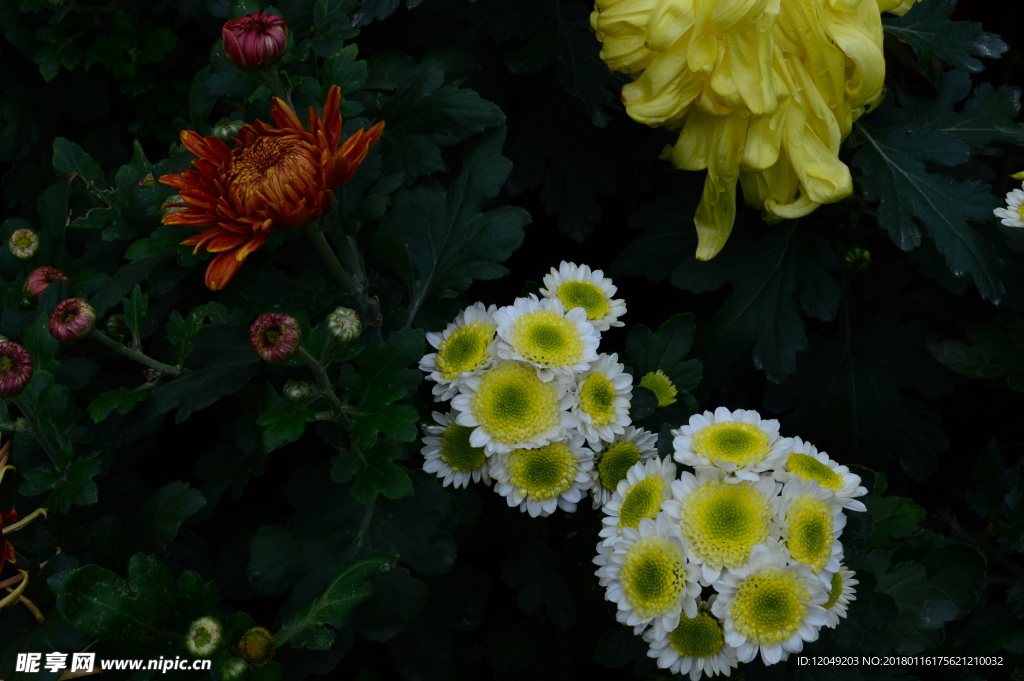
[709,0,778,34]
[647,0,697,52]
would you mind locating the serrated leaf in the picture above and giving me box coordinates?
[376,67,505,180]
[626,314,696,376]
[672,223,841,384]
[257,386,316,452]
[385,127,528,327]
[330,439,414,503]
[166,304,209,365]
[88,384,151,423]
[122,284,148,344]
[882,0,1007,73]
[765,315,950,480]
[352,0,419,28]
[852,121,1004,301]
[345,328,424,447]
[132,482,207,555]
[19,456,101,513]
[929,323,1024,389]
[323,44,369,96]
[920,543,986,617]
[308,0,360,56]
[53,137,103,184]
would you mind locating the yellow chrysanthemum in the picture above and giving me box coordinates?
[591,0,922,259]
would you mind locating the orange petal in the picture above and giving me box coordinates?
[271,97,305,133]
[204,251,246,291]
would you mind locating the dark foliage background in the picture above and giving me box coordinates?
[0,0,1023,679]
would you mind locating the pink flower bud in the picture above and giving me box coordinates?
[25,266,70,301]
[222,12,289,69]
[0,342,33,397]
[50,298,96,343]
[249,314,300,364]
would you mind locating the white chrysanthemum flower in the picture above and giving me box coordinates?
[494,295,600,381]
[490,432,594,517]
[663,468,780,585]
[419,302,498,400]
[994,187,1024,228]
[596,513,702,639]
[712,544,829,666]
[772,437,868,512]
[451,361,577,456]
[599,456,677,547]
[643,596,739,680]
[539,261,627,331]
[420,412,491,488]
[572,353,633,449]
[775,480,846,581]
[589,427,658,509]
[823,565,858,628]
[672,407,792,482]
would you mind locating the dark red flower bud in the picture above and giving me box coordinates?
[25,266,70,301]
[0,342,33,397]
[222,12,289,69]
[50,298,96,343]
[249,314,300,364]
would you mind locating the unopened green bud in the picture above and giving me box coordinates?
[219,657,248,681]
[238,626,275,667]
[284,380,311,401]
[9,229,39,260]
[213,120,245,142]
[843,246,871,272]
[186,616,223,657]
[327,307,361,343]
[106,315,129,342]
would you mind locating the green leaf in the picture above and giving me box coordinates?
[20,456,102,513]
[352,0,419,28]
[932,74,1024,149]
[88,384,152,423]
[275,553,397,650]
[330,438,414,503]
[852,121,1003,301]
[122,284,148,344]
[308,0,360,57]
[353,568,428,642]
[166,305,209,366]
[376,67,505,181]
[875,561,959,649]
[919,543,987,617]
[929,324,1024,389]
[882,0,1007,73]
[53,137,103,185]
[501,535,575,627]
[672,223,841,384]
[865,494,926,545]
[257,386,316,452]
[132,482,207,555]
[765,315,950,480]
[34,26,83,81]
[194,440,269,512]
[384,127,529,327]
[344,328,425,448]
[49,554,174,646]
[322,44,369,97]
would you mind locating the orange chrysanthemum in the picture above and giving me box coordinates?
[160,85,384,290]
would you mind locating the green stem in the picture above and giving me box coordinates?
[11,396,60,467]
[297,346,344,414]
[91,330,181,376]
[334,233,366,297]
[258,65,294,110]
[306,225,358,298]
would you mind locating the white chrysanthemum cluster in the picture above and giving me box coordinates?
[594,407,866,677]
[419,262,654,517]
[994,171,1024,228]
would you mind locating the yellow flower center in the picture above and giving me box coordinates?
[731,569,811,646]
[692,422,770,467]
[557,280,610,320]
[509,310,584,367]
[620,537,687,619]
[786,453,843,490]
[229,135,319,208]
[472,363,560,446]
[597,442,642,492]
[439,424,487,472]
[639,370,677,407]
[507,442,577,501]
[681,480,772,569]
[436,321,495,379]
[785,495,834,573]
[618,475,668,529]
[579,372,617,425]
[668,610,725,658]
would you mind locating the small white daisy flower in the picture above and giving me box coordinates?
[994,187,1024,228]
[672,407,792,482]
[451,361,577,456]
[823,565,858,628]
[712,544,828,666]
[494,295,600,382]
[419,302,498,401]
[772,437,868,512]
[775,479,846,581]
[539,261,627,331]
[643,595,739,680]
[589,426,659,509]
[572,353,633,449]
[490,432,593,517]
[596,513,702,639]
[599,456,677,548]
[420,412,491,488]
[663,468,780,585]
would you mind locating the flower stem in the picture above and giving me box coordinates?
[297,346,344,415]
[11,397,60,467]
[259,65,294,110]
[306,225,359,298]
[334,233,366,296]
[91,330,181,376]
